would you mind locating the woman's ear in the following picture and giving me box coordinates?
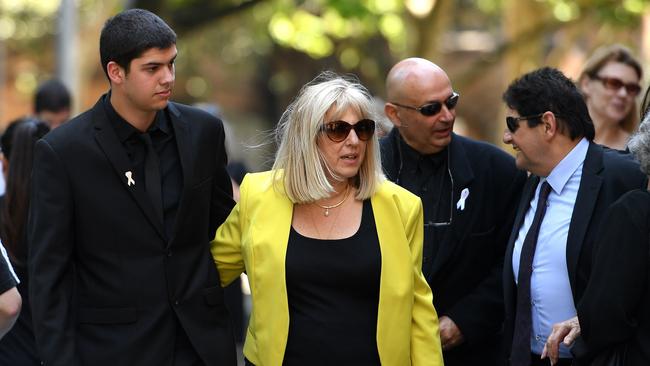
[579,76,592,98]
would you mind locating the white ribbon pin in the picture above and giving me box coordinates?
[125,171,135,187]
[456,188,469,211]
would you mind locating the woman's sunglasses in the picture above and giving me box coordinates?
[592,75,641,96]
[321,119,375,142]
[391,92,460,116]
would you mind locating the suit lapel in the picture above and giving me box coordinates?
[507,176,539,251]
[504,175,538,290]
[92,98,166,240]
[566,142,603,286]
[429,135,475,276]
[166,103,193,247]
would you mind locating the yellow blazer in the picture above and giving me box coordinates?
[211,171,443,366]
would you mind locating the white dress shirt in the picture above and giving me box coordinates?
[512,137,589,357]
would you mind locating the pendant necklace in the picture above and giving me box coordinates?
[314,185,350,217]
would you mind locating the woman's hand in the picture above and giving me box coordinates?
[541,316,580,365]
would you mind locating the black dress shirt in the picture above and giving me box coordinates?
[397,137,452,265]
[102,94,182,240]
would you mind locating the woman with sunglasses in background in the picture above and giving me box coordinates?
[578,44,643,150]
[211,71,443,366]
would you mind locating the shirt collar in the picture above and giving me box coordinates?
[102,92,170,142]
[544,137,589,194]
[399,134,447,168]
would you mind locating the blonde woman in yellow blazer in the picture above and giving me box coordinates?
[211,72,443,366]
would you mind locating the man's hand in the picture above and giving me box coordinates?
[541,316,580,365]
[439,316,464,351]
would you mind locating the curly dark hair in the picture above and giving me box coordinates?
[503,67,595,141]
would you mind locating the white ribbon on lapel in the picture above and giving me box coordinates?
[456,188,469,211]
[125,171,135,187]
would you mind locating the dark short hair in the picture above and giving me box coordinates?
[99,9,176,79]
[34,79,71,113]
[1,118,26,160]
[503,67,595,141]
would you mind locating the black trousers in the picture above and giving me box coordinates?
[530,353,573,366]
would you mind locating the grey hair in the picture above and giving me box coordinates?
[628,112,650,175]
[271,71,385,203]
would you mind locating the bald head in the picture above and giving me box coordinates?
[384,58,457,154]
[385,58,451,102]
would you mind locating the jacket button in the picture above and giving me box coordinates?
[167,249,172,257]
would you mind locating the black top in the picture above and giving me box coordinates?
[0,196,15,295]
[0,262,37,365]
[572,189,650,365]
[283,200,381,366]
[395,134,452,268]
[0,235,16,295]
[0,195,38,365]
[102,94,182,239]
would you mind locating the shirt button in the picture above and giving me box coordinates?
[535,335,541,341]
[167,249,172,257]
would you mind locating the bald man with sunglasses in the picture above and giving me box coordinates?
[380,58,527,365]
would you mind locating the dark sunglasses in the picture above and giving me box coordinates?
[505,113,544,133]
[321,119,375,142]
[592,75,641,96]
[391,92,460,116]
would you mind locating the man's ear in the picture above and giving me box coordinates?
[107,61,125,85]
[384,103,404,128]
[542,111,558,138]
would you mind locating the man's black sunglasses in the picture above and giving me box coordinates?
[391,92,460,116]
[505,113,545,133]
[321,119,376,142]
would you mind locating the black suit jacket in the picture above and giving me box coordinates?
[381,130,527,365]
[28,96,237,366]
[572,189,650,365]
[502,142,647,362]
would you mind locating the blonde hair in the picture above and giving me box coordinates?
[579,44,643,133]
[272,71,384,204]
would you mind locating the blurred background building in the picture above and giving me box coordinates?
[1,0,649,171]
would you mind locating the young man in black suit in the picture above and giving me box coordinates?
[28,9,236,366]
[501,67,647,366]
[381,57,527,365]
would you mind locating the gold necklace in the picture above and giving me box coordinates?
[314,185,350,217]
[308,202,342,240]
